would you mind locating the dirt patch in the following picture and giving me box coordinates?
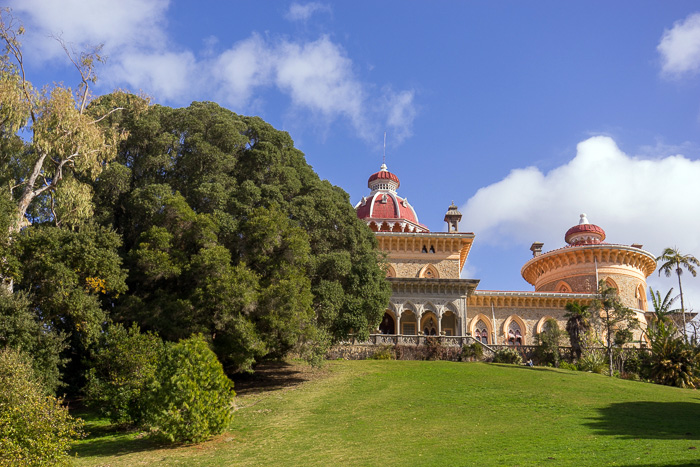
[231,361,329,396]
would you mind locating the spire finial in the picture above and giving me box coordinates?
[383,132,386,167]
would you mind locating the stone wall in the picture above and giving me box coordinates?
[390,258,459,279]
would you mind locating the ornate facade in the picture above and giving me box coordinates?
[355,164,657,346]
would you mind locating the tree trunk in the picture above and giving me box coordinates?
[677,265,687,342]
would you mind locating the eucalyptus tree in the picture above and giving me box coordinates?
[656,247,700,341]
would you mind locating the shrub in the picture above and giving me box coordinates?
[559,361,577,371]
[0,348,83,466]
[578,348,607,374]
[462,342,484,361]
[84,323,163,425]
[535,319,564,367]
[424,336,445,360]
[143,335,235,443]
[493,348,522,365]
[371,345,395,360]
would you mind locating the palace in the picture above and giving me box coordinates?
[355,163,657,346]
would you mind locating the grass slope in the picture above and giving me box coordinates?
[72,360,700,466]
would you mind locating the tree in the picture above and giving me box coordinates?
[592,281,640,377]
[0,10,127,291]
[143,335,235,443]
[84,323,163,425]
[648,286,683,335]
[564,301,591,360]
[90,99,390,371]
[536,318,564,367]
[656,247,700,341]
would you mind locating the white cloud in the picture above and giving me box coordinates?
[461,135,700,311]
[104,51,198,101]
[9,0,169,59]
[285,2,331,22]
[8,0,414,142]
[384,89,416,143]
[658,12,700,76]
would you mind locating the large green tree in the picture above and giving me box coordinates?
[656,247,699,341]
[90,98,390,371]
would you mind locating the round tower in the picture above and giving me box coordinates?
[521,214,656,311]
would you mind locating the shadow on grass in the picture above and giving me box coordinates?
[231,361,312,396]
[71,410,173,459]
[585,401,700,440]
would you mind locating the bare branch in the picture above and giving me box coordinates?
[91,107,125,124]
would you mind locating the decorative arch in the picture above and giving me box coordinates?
[441,310,457,336]
[469,313,493,345]
[378,311,396,334]
[536,316,558,334]
[420,312,438,336]
[604,277,618,291]
[556,281,572,293]
[399,309,417,335]
[418,264,440,279]
[385,264,396,278]
[635,284,647,310]
[502,315,527,346]
[368,221,378,232]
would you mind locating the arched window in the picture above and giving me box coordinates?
[423,316,437,336]
[605,277,618,291]
[636,284,646,310]
[422,245,428,253]
[419,264,440,279]
[429,245,435,253]
[475,320,489,344]
[507,320,523,346]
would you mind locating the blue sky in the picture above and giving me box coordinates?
[8,1,700,317]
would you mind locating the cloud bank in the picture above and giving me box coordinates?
[9,0,414,142]
[461,136,700,312]
[658,12,700,76]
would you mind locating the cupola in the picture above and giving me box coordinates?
[564,213,606,246]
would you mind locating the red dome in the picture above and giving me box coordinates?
[368,169,400,188]
[565,214,606,245]
[356,192,419,224]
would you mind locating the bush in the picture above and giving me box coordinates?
[462,342,484,361]
[578,348,607,374]
[492,348,523,365]
[424,336,445,360]
[371,345,395,360]
[558,361,578,371]
[143,335,235,443]
[535,319,563,367]
[84,323,163,425]
[0,348,83,466]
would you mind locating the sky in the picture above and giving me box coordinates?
[7,0,700,318]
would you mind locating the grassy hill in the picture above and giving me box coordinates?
[72,360,700,466]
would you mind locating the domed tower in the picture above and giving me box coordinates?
[521,214,656,311]
[355,164,478,337]
[355,163,429,233]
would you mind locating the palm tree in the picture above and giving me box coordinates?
[649,286,679,324]
[564,301,591,360]
[656,248,700,341]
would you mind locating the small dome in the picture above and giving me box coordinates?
[565,213,606,245]
[368,163,400,190]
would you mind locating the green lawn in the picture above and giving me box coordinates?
[72,360,700,466]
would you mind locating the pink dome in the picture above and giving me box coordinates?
[565,214,606,245]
